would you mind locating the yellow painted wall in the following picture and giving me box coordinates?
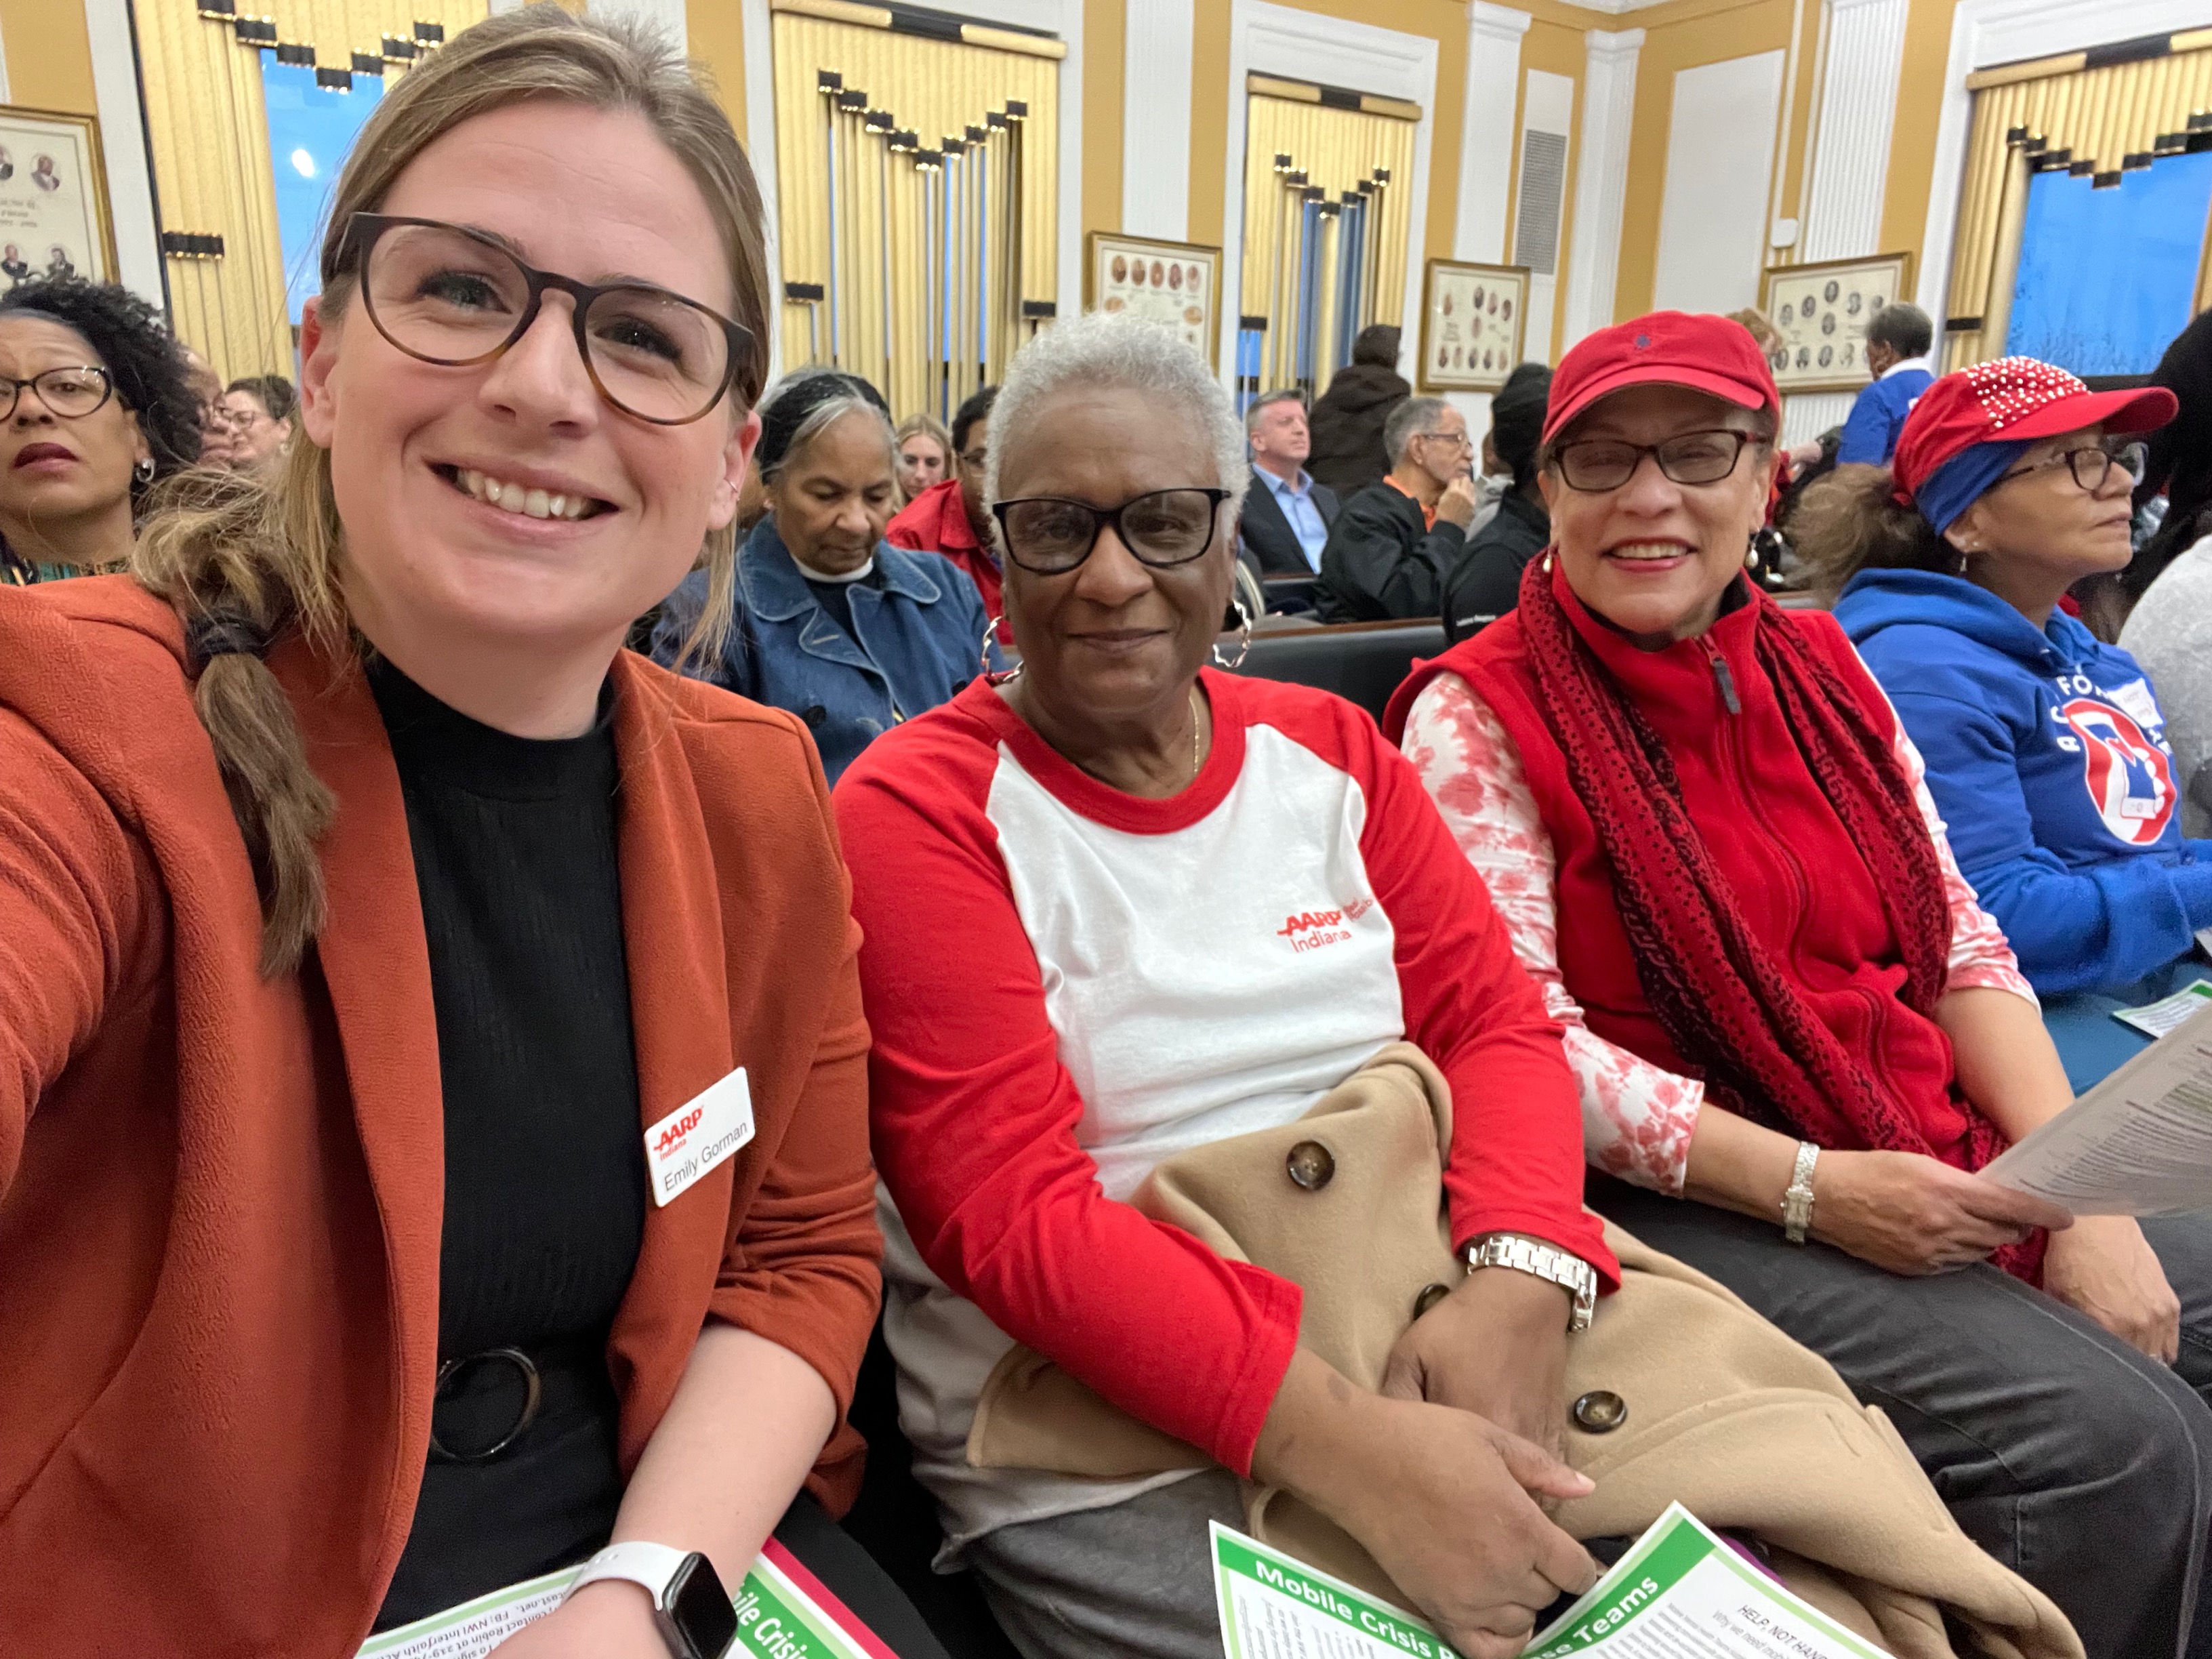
[1885,0,1963,288]
[1612,0,1798,321]
[1,0,2006,359]
[3,3,99,116]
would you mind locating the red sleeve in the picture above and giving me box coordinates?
[836,716,1302,1476]
[1349,710,1620,1288]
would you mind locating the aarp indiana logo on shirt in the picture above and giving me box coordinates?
[1277,897,1376,954]
[2058,691,2175,846]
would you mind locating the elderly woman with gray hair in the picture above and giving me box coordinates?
[836,313,1617,1658]
[653,369,991,781]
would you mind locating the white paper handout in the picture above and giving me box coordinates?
[358,1540,893,1659]
[1208,1505,1887,1659]
[1982,994,2212,1214]
[2111,978,2212,1039]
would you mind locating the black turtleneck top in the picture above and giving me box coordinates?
[365,657,647,1629]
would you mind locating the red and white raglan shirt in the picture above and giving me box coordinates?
[836,670,1616,1553]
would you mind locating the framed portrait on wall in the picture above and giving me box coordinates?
[1086,231,1221,361]
[1759,252,1915,394]
[1418,260,1529,392]
[0,107,114,289]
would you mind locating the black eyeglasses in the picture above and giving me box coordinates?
[0,365,113,422]
[1996,442,2147,495]
[336,213,754,426]
[992,488,1232,574]
[1553,429,1761,493]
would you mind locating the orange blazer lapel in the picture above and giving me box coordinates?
[270,634,445,1551]
[605,655,738,1446]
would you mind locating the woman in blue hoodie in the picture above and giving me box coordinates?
[1811,358,2200,1089]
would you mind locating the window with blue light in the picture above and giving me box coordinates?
[260,59,384,325]
[2007,151,2212,377]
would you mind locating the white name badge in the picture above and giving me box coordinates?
[644,1067,755,1208]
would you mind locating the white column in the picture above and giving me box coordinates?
[0,18,12,102]
[82,0,163,306]
[1122,0,1195,241]
[1453,1,1530,264]
[587,0,687,50]
[1789,0,1909,443]
[1559,26,1640,350]
[1799,0,1908,261]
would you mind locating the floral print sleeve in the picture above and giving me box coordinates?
[1885,695,2038,1005]
[1401,672,1704,1194]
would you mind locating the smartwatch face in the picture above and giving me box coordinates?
[668,1555,741,1659]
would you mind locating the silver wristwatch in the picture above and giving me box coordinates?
[1782,1141,1820,1244]
[1463,1232,1598,1333]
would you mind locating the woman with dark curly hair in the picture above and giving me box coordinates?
[0,275,201,584]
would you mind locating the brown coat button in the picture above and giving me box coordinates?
[1572,1390,1627,1433]
[1414,1282,1452,1319]
[1285,1140,1335,1190]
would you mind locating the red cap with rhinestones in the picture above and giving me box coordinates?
[1542,311,1780,447]
[1890,356,2175,506]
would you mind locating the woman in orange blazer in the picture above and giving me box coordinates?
[0,12,927,1658]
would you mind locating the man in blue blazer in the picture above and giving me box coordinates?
[1237,390,1342,575]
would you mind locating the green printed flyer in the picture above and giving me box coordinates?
[359,1542,890,1659]
[1210,1506,1891,1659]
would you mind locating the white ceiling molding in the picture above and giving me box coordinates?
[81,0,164,306]
[1217,0,1439,387]
[1123,0,1196,241]
[741,0,1085,379]
[1559,26,1642,350]
[1917,0,2211,319]
[1454,1,1533,265]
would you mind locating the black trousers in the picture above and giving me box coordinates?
[1589,1176,2212,1659]
[775,1491,954,1659]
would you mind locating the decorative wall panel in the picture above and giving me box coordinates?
[1944,37,2212,368]
[1237,81,1416,397]
[133,0,487,381]
[770,5,1060,419]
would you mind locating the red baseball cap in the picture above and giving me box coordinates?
[1890,356,2176,505]
[1543,310,1780,445]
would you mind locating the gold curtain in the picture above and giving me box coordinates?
[1239,84,1416,397]
[1945,43,2212,369]
[771,5,1060,419]
[134,0,487,383]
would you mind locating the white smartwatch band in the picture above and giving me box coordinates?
[1782,1141,1820,1244]
[565,1540,692,1608]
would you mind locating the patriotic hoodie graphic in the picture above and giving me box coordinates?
[1837,567,2212,997]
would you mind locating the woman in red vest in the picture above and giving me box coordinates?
[1387,312,2212,1659]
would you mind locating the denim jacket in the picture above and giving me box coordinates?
[651,515,994,783]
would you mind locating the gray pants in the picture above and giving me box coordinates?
[967,1197,2212,1659]
[1589,1179,2212,1659]
[970,1471,1244,1659]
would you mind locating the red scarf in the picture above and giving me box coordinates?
[1516,558,2042,1279]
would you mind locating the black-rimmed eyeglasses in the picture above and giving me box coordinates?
[0,365,113,422]
[992,489,1233,575]
[1552,429,1761,493]
[1996,442,2147,495]
[335,213,755,426]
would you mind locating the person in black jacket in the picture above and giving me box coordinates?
[1238,388,1341,573]
[1441,363,1552,642]
[1315,394,1479,621]
[1307,323,1410,495]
